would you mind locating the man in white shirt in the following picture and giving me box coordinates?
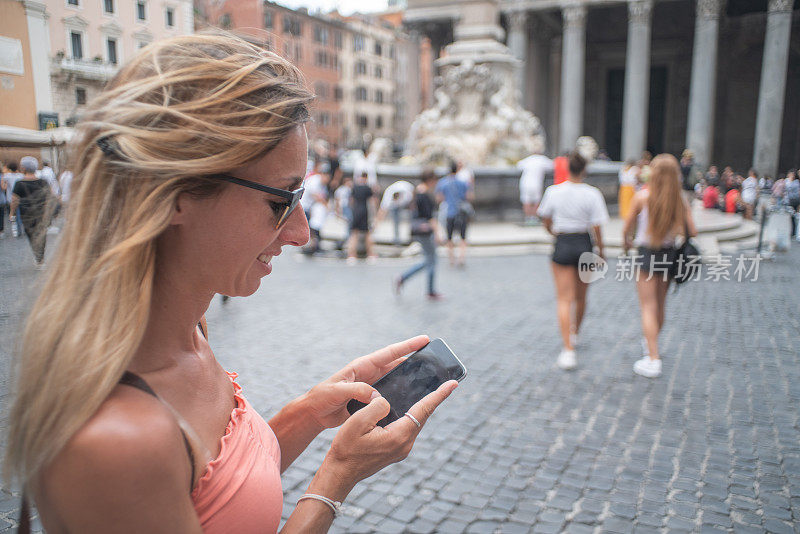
[376,180,414,245]
[517,154,553,225]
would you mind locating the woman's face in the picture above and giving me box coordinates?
[173,125,310,298]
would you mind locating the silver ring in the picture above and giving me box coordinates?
[404,412,421,428]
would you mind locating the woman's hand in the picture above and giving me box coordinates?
[303,335,430,430]
[309,378,459,500]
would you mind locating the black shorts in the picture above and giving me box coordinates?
[446,215,467,241]
[637,246,678,277]
[552,233,592,267]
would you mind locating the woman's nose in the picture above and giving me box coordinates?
[280,206,310,247]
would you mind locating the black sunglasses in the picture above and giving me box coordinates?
[212,174,305,229]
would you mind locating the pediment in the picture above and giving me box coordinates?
[133,29,153,41]
[100,21,123,36]
[63,14,89,28]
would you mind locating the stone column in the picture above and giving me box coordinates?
[558,4,587,153]
[753,0,793,178]
[507,10,528,104]
[621,0,653,162]
[23,0,53,115]
[686,0,723,170]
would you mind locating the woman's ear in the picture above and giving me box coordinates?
[169,192,191,226]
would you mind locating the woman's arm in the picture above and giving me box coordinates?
[541,217,554,236]
[592,225,605,259]
[280,377,458,534]
[685,202,698,237]
[621,193,643,252]
[9,193,19,217]
[41,395,203,533]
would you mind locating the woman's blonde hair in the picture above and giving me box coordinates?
[4,32,313,489]
[647,154,686,245]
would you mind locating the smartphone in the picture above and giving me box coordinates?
[347,338,467,427]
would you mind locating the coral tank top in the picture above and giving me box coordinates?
[191,372,283,532]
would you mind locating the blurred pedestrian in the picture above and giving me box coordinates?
[347,171,378,263]
[785,170,799,236]
[538,152,609,370]
[622,154,697,378]
[394,169,442,299]
[702,181,720,210]
[618,159,639,220]
[517,152,553,225]
[435,161,473,268]
[741,169,758,220]
[2,162,24,237]
[377,180,414,245]
[10,156,54,266]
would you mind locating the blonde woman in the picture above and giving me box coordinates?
[4,34,457,533]
[622,154,697,378]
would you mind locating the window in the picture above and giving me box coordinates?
[334,85,343,101]
[390,45,395,59]
[263,10,273,29]
[75,87,87,105]
[353,34,364,52]
[294,44,301,61]
[375,66,382,79]
[376,116,383,129]
[138,40,148,49]
[67,0,79,6]
[314,82,328,100]
[282,16,301,36]
[103,0,114,14]
[357,114,368,128]
[136,0,146,21]
[70,31,83,59]
[355,86,367,101]
[319,112,330,127]
[375,89,383,104]
[334,31,342,49]
[313,25,328,45]
[165,7,174,27]
[218,13,231,29]
[374,41,382,56]
[107,38,118,64]
[355,61,367,76]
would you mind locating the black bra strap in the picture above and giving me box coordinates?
[119,371,196,493]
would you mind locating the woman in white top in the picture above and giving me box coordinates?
[618,160,639,220]
[622,154,697,378]
[538,152,609,370]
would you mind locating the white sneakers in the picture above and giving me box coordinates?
[557,349,577,370]
[633,357,662,378]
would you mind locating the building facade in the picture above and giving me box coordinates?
[204,1,422,150]
[0,0,40,129]
[44,0,193,126]
[406,0,800,177]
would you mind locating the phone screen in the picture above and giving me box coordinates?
[347,338,467,427]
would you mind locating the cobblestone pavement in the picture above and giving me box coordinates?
[0,231,799,533]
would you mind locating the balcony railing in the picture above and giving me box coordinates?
[51,56,119,82]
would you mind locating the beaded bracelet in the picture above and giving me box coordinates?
[297,493,342,518]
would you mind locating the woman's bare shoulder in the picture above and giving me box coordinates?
[39,387,198,531]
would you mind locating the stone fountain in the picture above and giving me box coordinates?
[405,0,546,167]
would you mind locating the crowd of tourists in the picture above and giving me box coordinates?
[298,154,474,299]
[1,156,72,267]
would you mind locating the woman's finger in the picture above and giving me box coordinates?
[330,381,377,405]
[341,336,429,382]
[390,380,459,434]
[340,396,391,437]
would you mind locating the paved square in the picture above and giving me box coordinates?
[1,233,798,533]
